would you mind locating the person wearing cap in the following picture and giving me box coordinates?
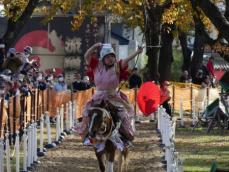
[7,48,17,58]
[77,42,143,146]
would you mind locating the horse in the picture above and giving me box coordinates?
[87,100,129,172]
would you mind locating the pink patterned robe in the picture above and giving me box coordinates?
[77,56,134,140]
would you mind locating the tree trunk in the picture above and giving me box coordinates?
[3,0,40,48]
[158,25,174,82]
[179,32,192,72]
[143,6,162,82]
[190,0,229,42]
[226,0,229,20]
[190,24,205,78]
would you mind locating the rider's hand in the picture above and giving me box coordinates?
[137,46,144,54]
[93,42,102,49]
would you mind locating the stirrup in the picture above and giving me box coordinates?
[83,137,92,146]
[124,140,133,148]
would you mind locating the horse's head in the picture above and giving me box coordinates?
[88,104,113,141]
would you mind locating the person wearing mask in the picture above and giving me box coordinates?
[53,75,67,92]
[46,74,55,89]
[36,73,47,91]
[82,75,91,90]
[77,43,143,146]
[72,72,85,92]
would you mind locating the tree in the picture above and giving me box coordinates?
[1,0,228,81]
[0,0,75,48]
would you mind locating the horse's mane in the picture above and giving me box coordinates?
[91,100,120,125]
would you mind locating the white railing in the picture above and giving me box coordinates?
[157,106,183,172]
[0,100,77,172]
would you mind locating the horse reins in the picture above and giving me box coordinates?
[88,107,114,140]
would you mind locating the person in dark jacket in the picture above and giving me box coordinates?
[72,72,87,92]
[128,67,142,89]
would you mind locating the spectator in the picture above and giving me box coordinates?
[128,67,142,89]
[207,56,215,77]
[36,73,47,91]
[82,75,91,89]
[53,75,67,92]
[46,74,55,89]
[193,69,205,85]
[7,48,17,58]
[72,73,86,92]
[2,48,23,73]
[160,81,172,117]
[180,70,191,83]
[201,75,212,88]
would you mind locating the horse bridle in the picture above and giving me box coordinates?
[88,107,114,141]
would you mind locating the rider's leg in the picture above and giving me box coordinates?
[118,111,135,141]
[76,116,90,141]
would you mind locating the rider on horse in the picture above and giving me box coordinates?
[77,43,143,146]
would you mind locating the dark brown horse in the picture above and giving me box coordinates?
[87,101,129,172]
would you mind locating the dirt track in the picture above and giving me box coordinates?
[33,121,165,172]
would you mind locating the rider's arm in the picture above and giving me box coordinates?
[121,47,143,68]
[84,43,102,64]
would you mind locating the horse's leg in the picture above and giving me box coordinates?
[117,147,129,172]
[105,140,116,172]
[117,150,123,172]
[95,149,105,172]
[122,148,129,172]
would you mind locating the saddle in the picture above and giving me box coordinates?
[91,100,121,126]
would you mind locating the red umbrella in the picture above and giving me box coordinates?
[137,82,160,116]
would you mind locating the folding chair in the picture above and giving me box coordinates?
[210,162,229,172]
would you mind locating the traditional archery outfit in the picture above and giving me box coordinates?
[77,50,135,143]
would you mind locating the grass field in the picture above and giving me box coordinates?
[175,126,229,172]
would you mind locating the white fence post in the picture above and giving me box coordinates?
[55,108,61,145]
[22,128,27,172]
[38,114,45,157]
[27,125,32,168]
[45,112,56,149]
[72,101,77,127]
[192,98,196,126]
[5,132,11,172]
[179,98,184,127]
[69,101,73,130]
[60,104,64,135]
[15,130,20,172]
[64,103,69,133]
[0,138,4,172]
[157,106,183,172]
[33,122,38,163]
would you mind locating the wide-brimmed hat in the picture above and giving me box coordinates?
[99,44,115,61]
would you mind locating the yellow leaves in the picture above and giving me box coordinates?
[70,0,145,30]
[71,10,86,31]
[3,0,29,21]
[162,0,194,32]
[212,42,229,55]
